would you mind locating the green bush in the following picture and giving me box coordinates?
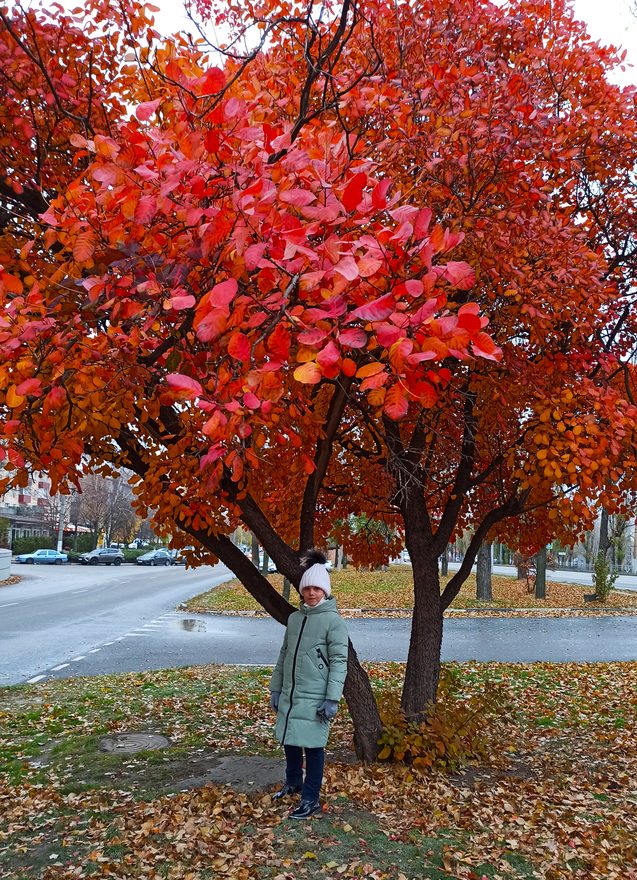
[594,552,617,602]
[122,548,150,562]
[0,516,9,549]
[12,535,54,555]
[63,532,95,554]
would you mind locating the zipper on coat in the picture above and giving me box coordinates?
[316,647,329,667]
[281,616,308,744]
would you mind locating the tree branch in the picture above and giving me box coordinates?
[299,378,352,549]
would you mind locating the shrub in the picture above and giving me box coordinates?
[122,548,151,562]
[377,668,509,771]
[0,517,9,548]
[13,535,54,555]
[593,552,617,602]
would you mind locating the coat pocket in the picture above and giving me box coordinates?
[307,644,330,678]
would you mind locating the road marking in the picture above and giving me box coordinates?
[123,632,153,637]
[26,675,46,683]
[70,656,85,662]
[142,624,163,628]
[88,649,101,654]
[0,602,19,608]
[114,637,126,641]
[71,589,89,594]
[103,641,114,646]
[51,663,69,671]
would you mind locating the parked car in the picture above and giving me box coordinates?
[169,546,195,565]
[79,547,124,566]
[15,548,68,565]
[136,549,173,567]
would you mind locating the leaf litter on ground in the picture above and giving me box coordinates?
[1,662,636,879]
[183,567,637,617]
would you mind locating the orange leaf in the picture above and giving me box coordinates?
[293,362,322,384]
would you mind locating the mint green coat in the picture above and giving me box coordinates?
[270,597,348,748]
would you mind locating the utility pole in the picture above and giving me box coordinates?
[56,495,67,552]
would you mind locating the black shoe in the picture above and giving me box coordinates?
[289,799,321,819]
[272,783,302,800]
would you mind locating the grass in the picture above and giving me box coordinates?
[181,566,637,615]
[1,662,636,879]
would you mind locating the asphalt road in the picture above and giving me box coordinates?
[0,562,234,687]
[3,562,637,687]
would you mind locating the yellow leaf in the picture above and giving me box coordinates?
[6,385,25,408]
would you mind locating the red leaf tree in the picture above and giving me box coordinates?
[2,0,637,757]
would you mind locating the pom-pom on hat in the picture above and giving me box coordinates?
[298,549,331,597]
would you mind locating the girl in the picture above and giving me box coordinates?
[269,550,348,819]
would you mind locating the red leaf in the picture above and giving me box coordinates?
[317,341,341,368]
[414,380,438,407]
[135,196,157,224]
[166,374,203,398]
[195,310,227,342]
[135,98,162,121]
[350,293,395,322]
[16,378,42,396]
[342,172,368,212]
[209,278,238,308]
[472,332,502,362]
[168,294,196,310]
[243,391,260,409]
[371,178,391,209]
[360,369,389,391]
[338,328,368,348]
[201,67,225,93]
[228,332,251,362]
[280,188,315,207]
[414,207,433,239]
[383,384,409,420]
[444,261,475,290]
[333,255,359,281]
[375,322,402,347]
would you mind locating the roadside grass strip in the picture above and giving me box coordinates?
[1,663,636,879]
[182,567,637,617]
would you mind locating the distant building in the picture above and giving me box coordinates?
[0,470,51,544]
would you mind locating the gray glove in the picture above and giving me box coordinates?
[317,699,338,722]
[270,691,280,711]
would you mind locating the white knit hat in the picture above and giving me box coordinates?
[298,550,331,597]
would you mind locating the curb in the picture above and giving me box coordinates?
[179,605,637,618]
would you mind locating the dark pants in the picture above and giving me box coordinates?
[284,745,325,802]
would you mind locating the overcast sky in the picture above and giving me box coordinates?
[153,0,636,84]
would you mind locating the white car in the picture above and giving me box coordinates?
[15,548,68,565]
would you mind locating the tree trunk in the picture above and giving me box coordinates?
[598,509,610,558]
[261,550,269,574]
[535,546,547,599]
[344,642,382,762]
[476,541,492,601]
[282,577,291,602]
[251,532,260,567]
[440,546,448,576]
[401,555,442,719]
[185,525,381,761]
